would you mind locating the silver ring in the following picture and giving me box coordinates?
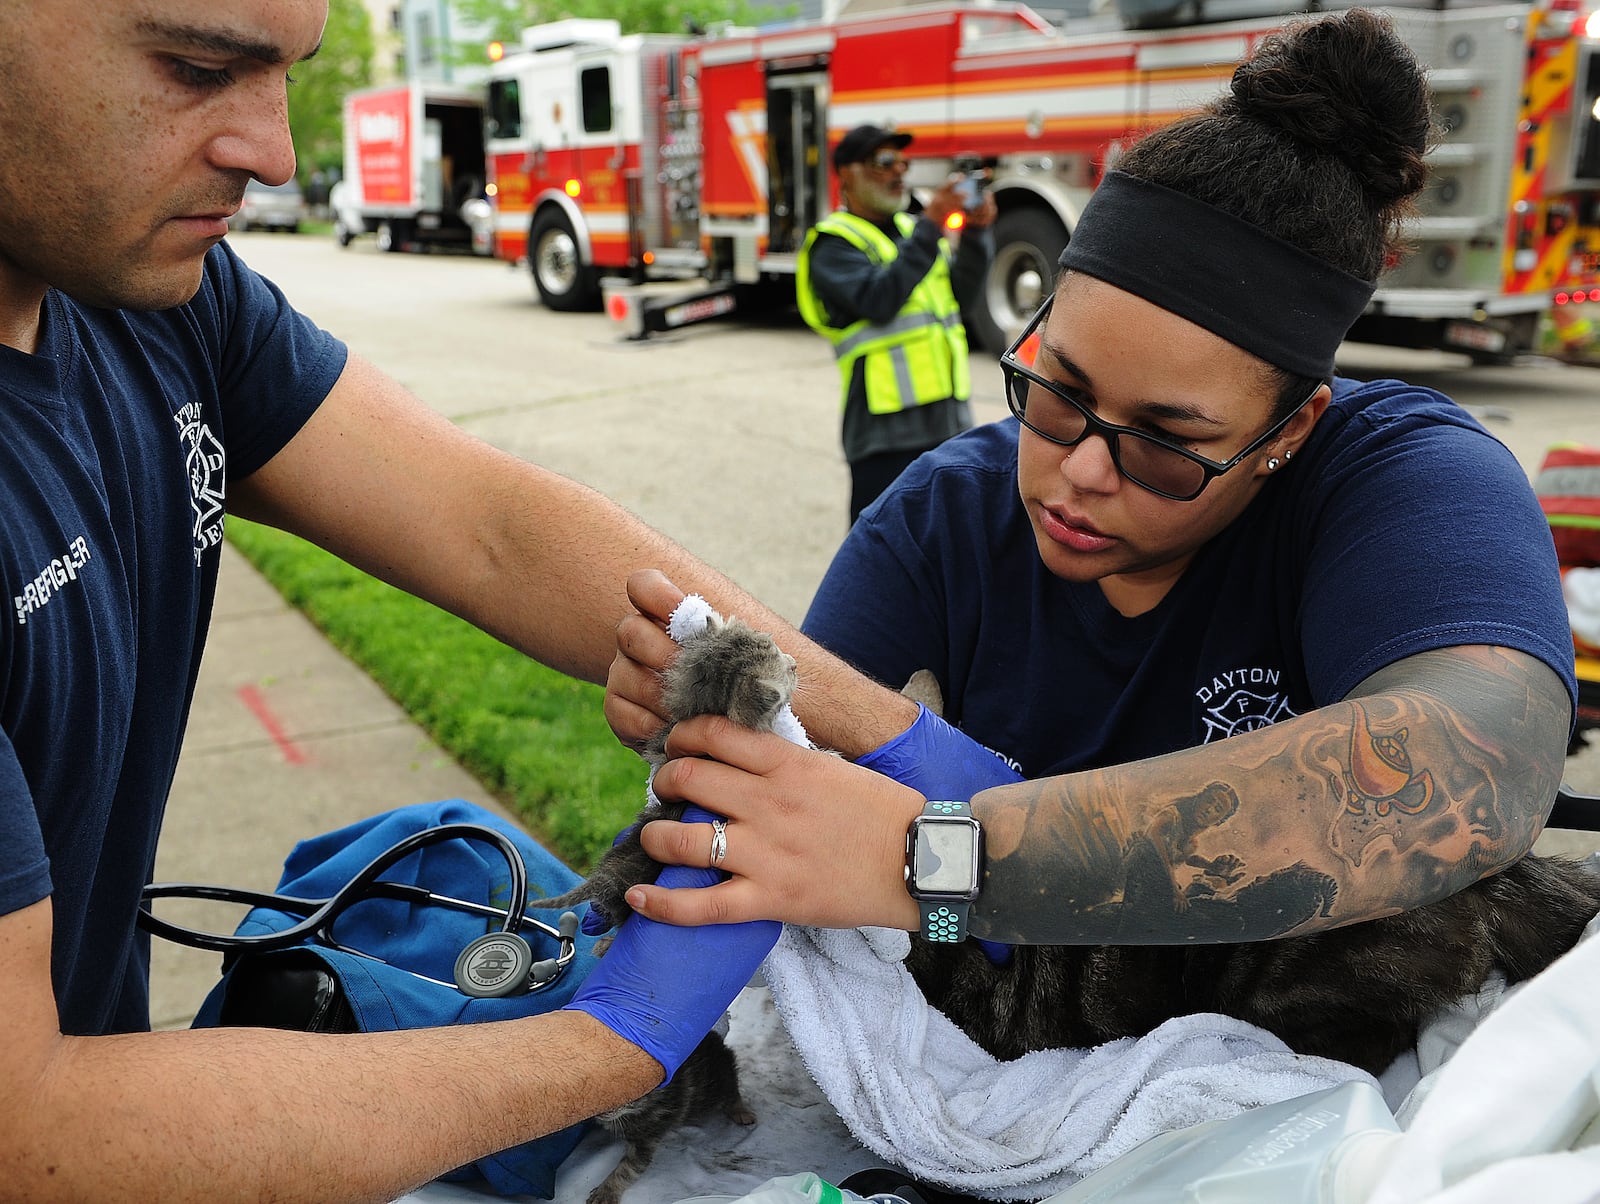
[709,818,728,867]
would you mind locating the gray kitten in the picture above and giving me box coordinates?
[547,612,792,1204]
[549,611,797,930]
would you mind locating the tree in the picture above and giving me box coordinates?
[451,0,792,66]
[287,0,377,180]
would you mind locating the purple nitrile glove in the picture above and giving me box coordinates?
[857,704,1022,965]
[564,806,780,1081]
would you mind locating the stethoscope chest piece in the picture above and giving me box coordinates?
[454,930,536,998]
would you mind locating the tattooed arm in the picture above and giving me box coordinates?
[631,644,1569,942]
[972,645,1571,944]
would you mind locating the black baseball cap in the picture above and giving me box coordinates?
[832,124,913,170]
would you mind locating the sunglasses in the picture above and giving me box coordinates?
[1000,297,1319,502]
[869,151,908,171]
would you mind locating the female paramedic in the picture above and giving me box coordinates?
[607,9,1577,948]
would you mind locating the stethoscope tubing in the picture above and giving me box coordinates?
[138,823,580,997]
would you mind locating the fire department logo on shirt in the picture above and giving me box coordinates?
[174,402,225,565]
[1196,666,1297,742]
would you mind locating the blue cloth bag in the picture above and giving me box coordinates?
[191,799,604,1198]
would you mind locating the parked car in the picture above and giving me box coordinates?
[228,178,305,233]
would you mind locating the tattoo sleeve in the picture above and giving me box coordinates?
[970,646,1572,945]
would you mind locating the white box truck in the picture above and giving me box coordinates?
[334,83,491,255]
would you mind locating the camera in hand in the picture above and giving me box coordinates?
[951,152,990,207]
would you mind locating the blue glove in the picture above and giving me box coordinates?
[858,705,1023,966]
[564,806,780,1081]
[856,703,1023,801]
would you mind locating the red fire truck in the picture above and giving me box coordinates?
[481,0,1600,356]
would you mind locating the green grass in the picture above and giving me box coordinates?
[226,519,644,871]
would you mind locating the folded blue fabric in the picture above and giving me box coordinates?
[190,799,603,1198]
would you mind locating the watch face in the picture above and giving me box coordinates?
[914,818,980,895]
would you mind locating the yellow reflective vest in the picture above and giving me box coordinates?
[796,211,971,415]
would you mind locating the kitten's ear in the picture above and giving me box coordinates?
[901,669,945,717]
[702,612,725,634]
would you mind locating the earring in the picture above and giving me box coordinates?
[1266,457,1281,472]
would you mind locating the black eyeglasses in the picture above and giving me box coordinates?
[999,298,1320,502]
[870,151,908,171]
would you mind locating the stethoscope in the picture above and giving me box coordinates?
[138,823,581,999]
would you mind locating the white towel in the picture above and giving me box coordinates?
[762,923,1374,1199]
[1364,903,1600,1204]
[396,913,1600,1204]
[663,595,1374,1198]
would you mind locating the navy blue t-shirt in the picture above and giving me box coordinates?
[0,241,347,1035]
[803,378,1576,781]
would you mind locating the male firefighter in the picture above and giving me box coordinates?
[797,124,998,523]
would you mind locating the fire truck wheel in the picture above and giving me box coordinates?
[968,205,1068,356]
[377,220,412,254]
[530,209,600,312]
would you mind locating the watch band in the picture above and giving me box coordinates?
[916,800,974,944]
[920,899,970,944]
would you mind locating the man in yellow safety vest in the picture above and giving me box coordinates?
[797,125,997,524]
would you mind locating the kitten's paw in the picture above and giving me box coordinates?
[728,1099,757,1126]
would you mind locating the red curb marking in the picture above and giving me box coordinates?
[236,684,309,765]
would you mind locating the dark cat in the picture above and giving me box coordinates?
[546,610,792,1204]
[906,840,1600,1075]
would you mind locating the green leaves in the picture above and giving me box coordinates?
[449,0,797,63]
[287,0,376,177]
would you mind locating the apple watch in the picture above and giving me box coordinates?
[905,800,983,943]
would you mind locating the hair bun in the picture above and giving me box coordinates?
[1228,9,1431,208]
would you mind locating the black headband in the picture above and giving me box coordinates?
[1057,171,1376,379]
